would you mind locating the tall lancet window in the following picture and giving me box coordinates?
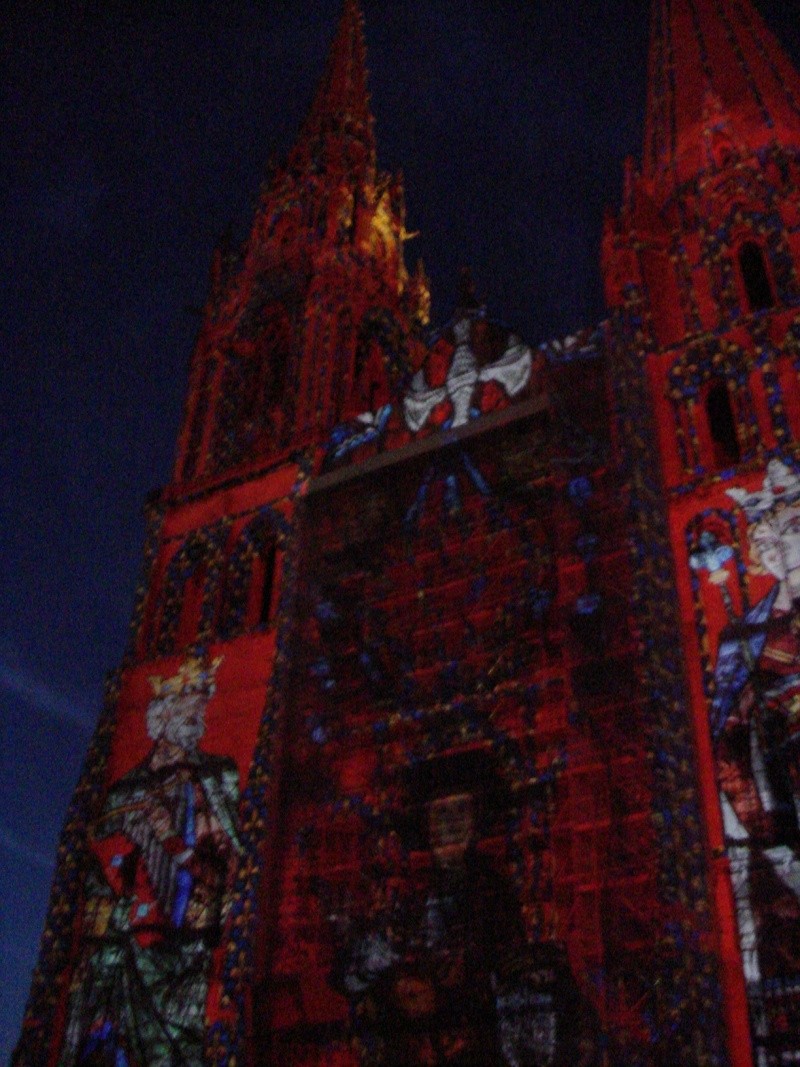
[705,378,740,469]
[220,515,280,638]
[254,536,278,628]
[153,534,219,655]
[739,241,775,313]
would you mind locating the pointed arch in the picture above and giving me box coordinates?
[244,306,296,449]
[700,185,796,320]
[219,509,288,639]
[210,346,258,474]
[152,525,227,656]
[346,309,411,420]
[332,307,355,424]
[207,307,298,476]
[739,241,775,312]
[180,352,218,483]
[772,317,800,442]
[258,311,294,415]
[668,341,754,474]
[704,377,741,468]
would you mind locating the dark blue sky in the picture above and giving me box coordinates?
[2,0,799,1057]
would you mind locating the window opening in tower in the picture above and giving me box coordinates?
[739,241,775,313]
[706,378,741,468]
[259,539,278,628]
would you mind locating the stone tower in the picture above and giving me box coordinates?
[13,4,426,1065]
[603,0,800,1063]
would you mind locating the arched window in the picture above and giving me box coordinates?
[739,242,774,313]
[332,310,354,424]
[252,536,278,628]
[154,535,219,655]
[176,561,208,649]
[181,354,216,482]
[259,316,293,413]
[348,311,408,421]
[356,338,389,414]
[211,350,253,473]
[220,516,281,638]
[705,378,740,468]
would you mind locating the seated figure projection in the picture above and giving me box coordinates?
[59,656,242,1067]
[331,755,599,1066]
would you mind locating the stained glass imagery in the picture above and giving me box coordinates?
[59,658,242,1067]
[690,459,800,1056]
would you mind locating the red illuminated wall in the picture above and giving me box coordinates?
[604,2,800,1063]
[16,2,800,1066]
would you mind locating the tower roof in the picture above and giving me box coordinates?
[643,0,800,189]
[288,0,375,173]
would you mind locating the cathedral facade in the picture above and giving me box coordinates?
[14,1,800,1065]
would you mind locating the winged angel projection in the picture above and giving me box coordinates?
[403,316,532,432]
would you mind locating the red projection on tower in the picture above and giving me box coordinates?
[14,1,800,1065]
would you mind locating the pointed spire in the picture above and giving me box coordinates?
[643,0,800,189]
[288,0,375,175]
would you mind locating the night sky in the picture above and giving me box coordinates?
[2,0,799,1057]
